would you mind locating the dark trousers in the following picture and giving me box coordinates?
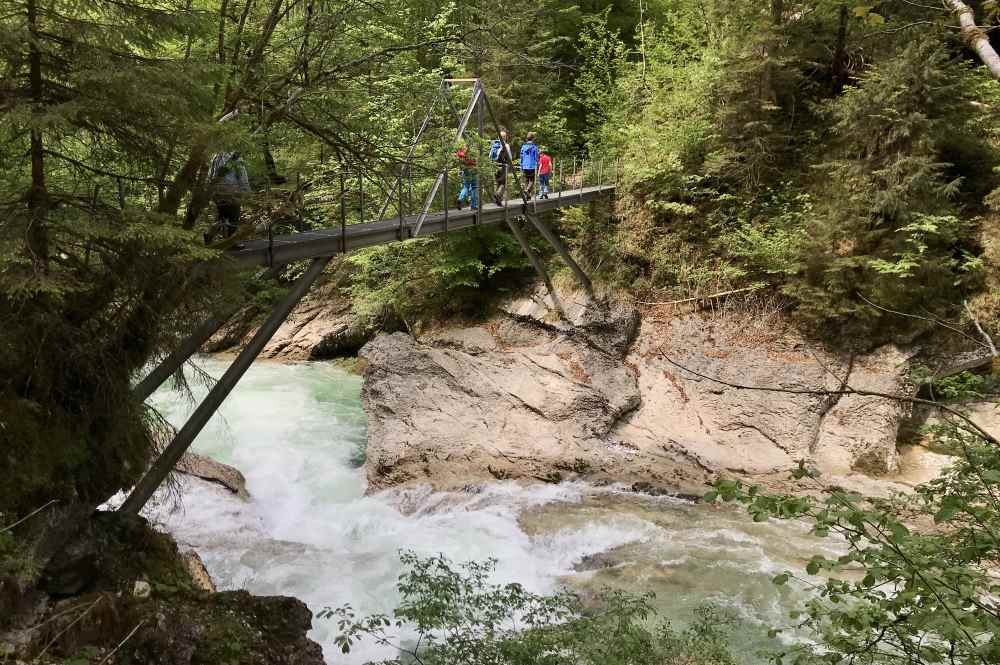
[206,200,241,243]
[522,169,536,198]
[494,166,508,204]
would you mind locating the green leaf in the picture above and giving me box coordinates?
[773,573,790,586]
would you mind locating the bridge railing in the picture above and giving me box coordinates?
[248,153,620,255]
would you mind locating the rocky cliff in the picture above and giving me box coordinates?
[359,290,920,495]
[1,510,324,665]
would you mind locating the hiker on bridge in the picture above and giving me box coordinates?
[205,151,251,243]
[455,145,478,210]
[537,148,553,199]
[491,127,512,206]
[519,132,539,199]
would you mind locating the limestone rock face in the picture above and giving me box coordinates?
[205,273,373,361]
[182,550,216,593]
[620,315,911,482]
[257,295,368,361]
[361,291,916,493]
[177,453,249,500]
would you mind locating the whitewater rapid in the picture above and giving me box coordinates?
[143,359,834,663]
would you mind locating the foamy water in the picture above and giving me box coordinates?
[143,358,834,663]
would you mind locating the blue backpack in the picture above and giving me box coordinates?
[489,139,503,162]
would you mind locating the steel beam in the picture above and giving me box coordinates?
[479,88,595,297]
[524,212,594,297]
[119,256,333,515]
[132,264,285,403]
[413,82,483,237]
[504,217,566,318]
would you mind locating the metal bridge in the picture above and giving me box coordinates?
[119,78,617,515]
[230,184,615,267]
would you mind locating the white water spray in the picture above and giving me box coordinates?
[145,359,831,663]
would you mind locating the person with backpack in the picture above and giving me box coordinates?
[490,127,512,206]
[205,151,251,243]
[519,132,539,199]
[455,145,478,210]
[537,148,553,199]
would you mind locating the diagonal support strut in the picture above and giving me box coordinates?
[119,256,333,515]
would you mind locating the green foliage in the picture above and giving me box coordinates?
[776,41,993,332]
[0,522,37,583]
[324,551,738,665]
[346,226,533,330]
[569,0,1000,339]
[929,371,990,402]
[706,421,1000,665]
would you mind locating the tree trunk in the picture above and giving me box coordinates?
[183,162,212,229]
[948,0,1000,80]
[760,0,784,104]
[27,0,48,272]
[300,0,314,85]
[831,3,849,94]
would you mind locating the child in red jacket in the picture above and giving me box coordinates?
[537,149,553,199]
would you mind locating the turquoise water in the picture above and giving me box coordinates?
[145,358,833,663]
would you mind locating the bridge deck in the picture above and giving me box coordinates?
[229,184,615,266]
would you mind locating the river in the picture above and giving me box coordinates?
[143,358,838,663]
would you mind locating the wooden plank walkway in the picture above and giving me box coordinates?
[228,184,615,266]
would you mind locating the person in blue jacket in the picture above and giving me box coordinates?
[519,132,539,199]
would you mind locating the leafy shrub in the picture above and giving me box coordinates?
[709,420,1000,665]
[346,226,535,330]
[324,551,738,665]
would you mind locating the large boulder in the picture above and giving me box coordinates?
[177,452,249,500]
[257,295,369,361]
[361,291,917,493]
[205,272,374,361]
[617,314,911,481]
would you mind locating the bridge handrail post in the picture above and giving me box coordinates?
[571,156,576,195]
[504,164,509,224]
[558,159,562,202]
[397,169,404,240]
[358,165,364,225]
[339,169,347,254]
[443,165,449,233]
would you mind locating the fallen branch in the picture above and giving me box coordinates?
[36,595,105,660]
[98,619,146,665]
[963,300,998,358]
[858,292,987,350]
[948,0,1000,80]
[637,284,765,307]
[0,499,59,533]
